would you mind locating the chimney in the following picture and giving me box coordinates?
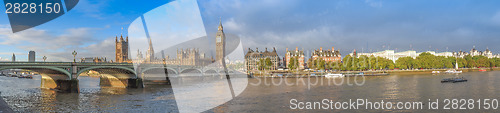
[286,48,288,52]
[320,47,323,51]
[332,47,335,51]
[295,47,298,51]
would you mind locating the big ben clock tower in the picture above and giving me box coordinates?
[215,19,226,67]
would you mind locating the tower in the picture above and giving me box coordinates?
[28,51,35,62]
[12,53,15,62]
[215,18,226,66]
[146,37,155,62]
[115,35,130,63]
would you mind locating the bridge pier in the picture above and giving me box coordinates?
[56,79,79,93]
[127,78,144,88]
[100,76,143,88]
[41,77,79,93]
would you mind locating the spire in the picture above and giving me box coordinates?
[120,35,124,42]
[218,17,223,31]
[126,36,128,42]
[115,36,118,42]
[147,37,155,62]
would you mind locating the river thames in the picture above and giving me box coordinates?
[0,71,499,112]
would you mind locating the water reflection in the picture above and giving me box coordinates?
[1,71,499,112]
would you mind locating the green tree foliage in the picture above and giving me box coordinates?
[395,56,414,69]
[339,55,394,71]
[288,57,299,70]
[258,58,265,70]
[288,57,295,70]
[265,58,272,70]
[393,52,495,69]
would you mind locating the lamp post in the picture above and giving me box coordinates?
[72,50,77,62]
[43,56,47,62]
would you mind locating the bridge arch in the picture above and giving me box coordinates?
[180,68,202,74]
[0,66,71,79]
[204,69,217,74]
[76,66,137,78]
[141,67,178,75]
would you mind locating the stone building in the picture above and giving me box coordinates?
[453,47,499,58]
[81,57,108,63]
[169,48,213,66]
[115,35,131,63]
[311,47,342,62]
[135,48,213,66]
[245,47,280,72]
[285,47,305,70]
[351,50,453,63]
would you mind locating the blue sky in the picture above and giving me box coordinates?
[1,0,500,61]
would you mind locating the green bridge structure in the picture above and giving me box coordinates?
[0,62,230,92]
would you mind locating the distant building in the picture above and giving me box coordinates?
[28,51,35,62]
[245,47,280,72]
[81,57,108,63]
[453,47,499,58]
[12,53,15,62]
[350,50,453,62]
[311,47,342,63]
[171,48,213,66]
[285,47,305,70]
[135,48,213,66]
[452,47,500,58]
[115,35,131,63]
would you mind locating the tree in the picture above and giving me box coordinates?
[396,56,414,69]
[288,57,295,70]
[288,57,298,70]
[258,58,265,70]
[265,58,272,70]
[307,58,314,69]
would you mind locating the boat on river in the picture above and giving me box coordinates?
[324,73,344,78]
[444,70,462,74]
[441,77,467,83]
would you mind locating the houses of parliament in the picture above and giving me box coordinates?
[114,21,229,66]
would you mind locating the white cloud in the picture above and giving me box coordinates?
[0,25,116,62]
[492,11,500,25]
[223,18,245,32]
[0,57,9,61]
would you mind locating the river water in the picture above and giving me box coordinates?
[0,71,499,112]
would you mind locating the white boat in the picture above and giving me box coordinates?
[446,70,462,73]
[324,73,344,78]
[432,71,440,74]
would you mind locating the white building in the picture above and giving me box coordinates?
[350,50,453,63]
[453,47,500,58]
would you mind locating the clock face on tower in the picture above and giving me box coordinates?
[216,36,221,42]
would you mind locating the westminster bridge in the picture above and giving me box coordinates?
[0,62,231,92]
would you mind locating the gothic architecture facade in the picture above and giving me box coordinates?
[215,19,226,67]
[245,48,280,72]
[115,35,131,63]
